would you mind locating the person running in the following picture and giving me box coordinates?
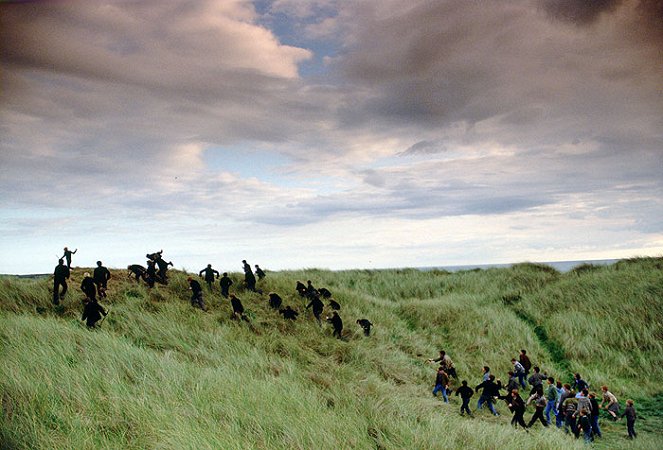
[219,273,233,298]
[127,264,146,282]
[230,294,247,321]
[588,392,602,438]
[62,247,77,268]
[154,254,173,283]
[243,262,257,292]
[621,399,637,439]
[327,311,343,339]
[199,264,220,291]
[556,383,572,428]
[505,371,519,395]
[306,280,318,298]
[81,297,107,328]
[279,305,298,320]
[511,358,526,388]
[428,351,457,379]
[508,389,528,429]
[527,366,544,394]
[455,380,474,416]
[476,374,501,416]
[562,395,579,437]
[356,319,373,336]
[80,272,97,302]
[295,281,307,297]
[519,349,532,376]
[145,261,157,288]
[268,292,282,309]
[526,387,549,428]
[544,377,559,425]
[93,261,111,298]
[600,385,620,421]
[578,409,593,443]
[254,265,266,280]
[480,365,491,382]
[432,367,450,403]
[306,294,324,326]
[573,373,588,393]
[52,259,70,305]
[187,277,206,311]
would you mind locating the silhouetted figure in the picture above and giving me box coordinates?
[255,265,266,280]
[127,264,146,282]
[199,264,220,290]
[306,280,318,298]
[93,261,111,298]
[279,306,298,320]
[52,259,70,305]
[296,281,307,297]
[188,277,206,311]
[62,247,77,268]
[81,298,107,328]
[154,253,173,283]
[455,380,474,416]
[242,260,256,291]
[319,287,332,298]
[327,311,343,339]
[80,272,97,302]
[230,294,248,321]
[356,319,373,336]
[268,292,282,309]
[306,294,324,325]
[328,299,341,310]
[219,272,233,298]
[146,250,163,261]
[145,261,157,287]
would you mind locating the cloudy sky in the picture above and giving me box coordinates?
[1,0,661,274]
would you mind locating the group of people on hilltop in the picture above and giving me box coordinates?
[51,249,373,339]
[428,349,638,442]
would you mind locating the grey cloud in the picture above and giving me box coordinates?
[540,0,622,24]
[398,140,447,156]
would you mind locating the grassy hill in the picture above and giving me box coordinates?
[1,258,662,449]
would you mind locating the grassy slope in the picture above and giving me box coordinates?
[1,258,662,449]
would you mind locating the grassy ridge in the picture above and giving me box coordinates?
[1,258,662,449]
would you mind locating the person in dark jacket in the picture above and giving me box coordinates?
[80,272,97,302]
[93,261,111,297]
[279,305,298,320]
[188,277,206,311]
[621,399,637,439]
[588,392,602,438]
[199,264,220,291]
[268,292,283,309]
[432,367,450,403]
[306,294,324,326]
[327,311,343,339]
[455,380,474,416]
[519,349,532,376]
[127,264,146,282]
[219,273,233,298]
[356,319,373,336]
[52,259,70,305]
[318,287,332,298]
[476,374,501,416]
[81,297,107,328]
[573,373,588,393]
[244,265,257,292]
[154,254,173,282]
[145,261,157,288]
[508,389,528,429]
[230,294,247,320]
[328,299,341,310]
[295,281,307,297]
[254,265,266,280]
[62,247,77,268]
[578,409,592,443]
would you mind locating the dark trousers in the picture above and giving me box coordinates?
[53,279,67,304]
[511,409,527,428]
[460,397,472,415]
[221,287,229,298]
[565,415,578,437]
[627,418,636,438]
[528,407,548,428]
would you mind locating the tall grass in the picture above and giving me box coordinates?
[1,259,662,449]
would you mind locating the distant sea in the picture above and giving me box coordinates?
[421,259,620,273]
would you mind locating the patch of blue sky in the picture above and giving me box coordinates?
[253,1,339,78]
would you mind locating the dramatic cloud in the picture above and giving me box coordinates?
[0,0,661,274]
